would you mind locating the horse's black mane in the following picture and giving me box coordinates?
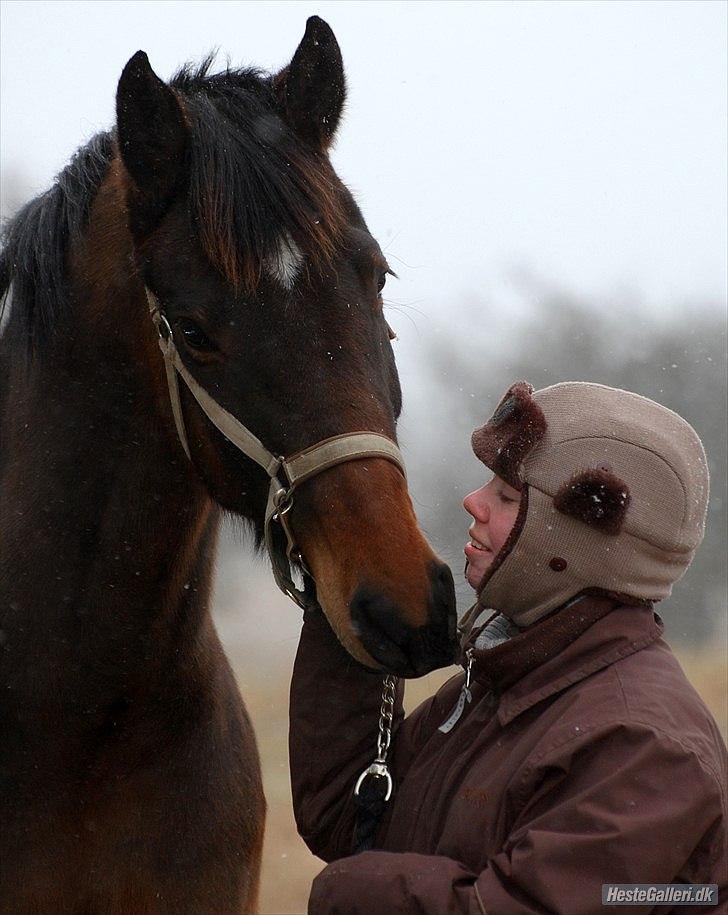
[0,131,114,353]
[0,56,345,356]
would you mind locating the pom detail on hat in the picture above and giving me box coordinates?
[471,382,547,489]
[554,468,631,535]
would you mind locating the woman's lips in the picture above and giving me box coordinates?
[464,539,491,561]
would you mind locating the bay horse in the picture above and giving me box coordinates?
[0,16,457,914]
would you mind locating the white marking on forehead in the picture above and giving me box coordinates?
[267,233,304,290]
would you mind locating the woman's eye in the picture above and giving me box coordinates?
[178,319,213,351]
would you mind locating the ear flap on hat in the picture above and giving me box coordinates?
[471,381,547,489]
[554,468,631,535]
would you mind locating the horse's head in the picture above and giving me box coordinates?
[114,17,457,676]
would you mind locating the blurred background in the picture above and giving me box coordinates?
[2,1,726,912]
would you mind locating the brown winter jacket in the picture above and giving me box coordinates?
[289,596,727,914]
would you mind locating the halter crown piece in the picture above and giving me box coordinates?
[146,289,407,609]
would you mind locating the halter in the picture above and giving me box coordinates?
[145,289,406,609]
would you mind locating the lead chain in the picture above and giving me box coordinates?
[354,674,398,803]
[376,674,397,762]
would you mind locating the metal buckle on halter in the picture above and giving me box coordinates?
[270,483,312,581]
[271,485,295,551]
[149,303,173,345]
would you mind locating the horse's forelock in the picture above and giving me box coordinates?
[178,67,347,293]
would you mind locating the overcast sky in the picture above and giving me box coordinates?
[1,0,726,358]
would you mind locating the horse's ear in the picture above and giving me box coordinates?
[116,51,188,226]
[274,16,346,150]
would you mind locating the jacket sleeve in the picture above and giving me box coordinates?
[289,606,444,862]
[307,722,726,915]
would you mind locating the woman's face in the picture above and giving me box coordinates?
[463,475,522,590]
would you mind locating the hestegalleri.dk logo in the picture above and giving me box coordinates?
[602,884,718,906]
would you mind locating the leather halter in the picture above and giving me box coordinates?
[145,289,406,609]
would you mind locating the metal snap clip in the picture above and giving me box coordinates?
[354,762,393,802]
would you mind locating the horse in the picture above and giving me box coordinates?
[0,16,457,914]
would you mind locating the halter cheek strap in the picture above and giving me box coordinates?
[146,289,406,608]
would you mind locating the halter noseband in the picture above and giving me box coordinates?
[146,289,406,609]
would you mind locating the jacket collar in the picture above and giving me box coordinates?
[464,595,664,726]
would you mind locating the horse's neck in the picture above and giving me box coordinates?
[0,178,224,707]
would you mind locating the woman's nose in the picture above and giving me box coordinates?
[463,488,490,522]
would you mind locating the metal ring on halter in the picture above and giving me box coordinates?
[271,487,294,527]
[272,486,291,511]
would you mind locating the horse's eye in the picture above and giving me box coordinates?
[377,272,387,294]
[178,319,213,351]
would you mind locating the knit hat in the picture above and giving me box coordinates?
[469,381,710,627]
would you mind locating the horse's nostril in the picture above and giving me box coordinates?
[350,572,459,677]
[350,586,410,650]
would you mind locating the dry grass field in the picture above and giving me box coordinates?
[226,636,726,915]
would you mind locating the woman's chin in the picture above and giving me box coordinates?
[464,544,494,590]
[466,560,491,591]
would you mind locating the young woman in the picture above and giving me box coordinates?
[289,381,726,914]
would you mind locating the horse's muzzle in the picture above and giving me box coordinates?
[350,561,458,677]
